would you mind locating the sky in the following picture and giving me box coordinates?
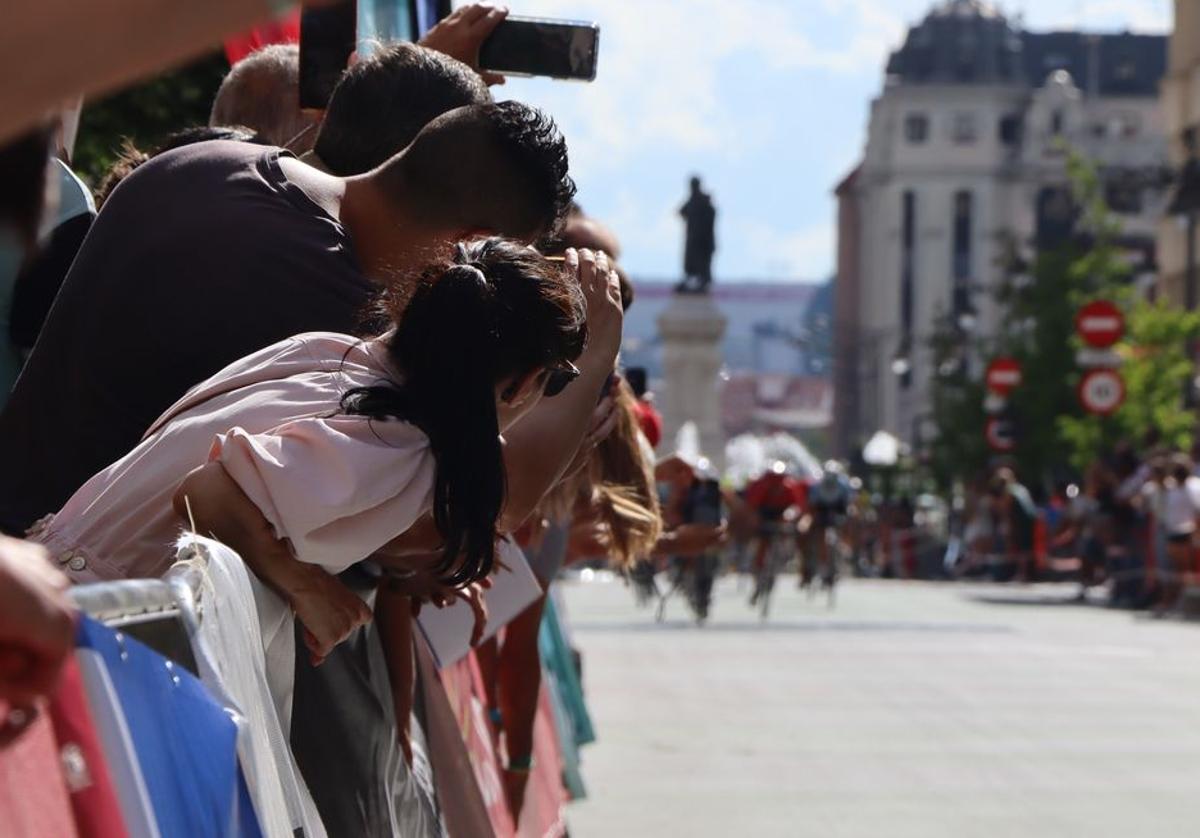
[493,0,1171,282]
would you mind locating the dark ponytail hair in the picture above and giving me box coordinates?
[341,238,586,586]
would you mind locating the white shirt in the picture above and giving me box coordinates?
[1162,484,1197,535]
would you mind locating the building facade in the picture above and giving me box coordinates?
[1157,0,1200,305]
[834,0,1168,456]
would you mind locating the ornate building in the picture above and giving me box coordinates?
[833,0,1168,457]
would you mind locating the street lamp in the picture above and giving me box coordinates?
[956,308,978,333]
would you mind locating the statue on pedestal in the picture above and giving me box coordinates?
[676,175,716,294]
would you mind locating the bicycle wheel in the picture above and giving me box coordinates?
[823,528,841,607]
[759,536,788,620]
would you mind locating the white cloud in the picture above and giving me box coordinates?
[488,0,1171,278]
[1020,0,1171,33]
[502,0,909,175]
[602,187,681,269]
[730,219,836,280]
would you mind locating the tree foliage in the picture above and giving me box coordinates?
[73,52,229,185]
[926,150,1192,487]
[925,311,989,489]
[1059,302,1200,468]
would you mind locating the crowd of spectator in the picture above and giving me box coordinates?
[0,5,730,835]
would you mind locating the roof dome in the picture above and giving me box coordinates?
[887,0,1023,85]
[930,0,1003,20]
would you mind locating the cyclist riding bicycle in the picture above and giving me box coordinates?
[745,461,809,600]
[804,461,852,588]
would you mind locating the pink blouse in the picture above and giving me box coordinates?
[32,333,434,583]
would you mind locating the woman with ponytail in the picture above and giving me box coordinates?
[30,238,623,656]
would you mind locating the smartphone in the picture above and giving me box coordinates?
[689,479,724,527]
[625,367,648,399]
[299,0,356,109]
[479,16,600,81]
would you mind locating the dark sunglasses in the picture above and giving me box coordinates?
[543,361,582,397]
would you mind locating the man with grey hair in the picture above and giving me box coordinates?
[209,43,320,150]
[208,3,510,156]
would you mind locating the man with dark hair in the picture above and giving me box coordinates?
[393,101,575,238]
[0,100,575,536]
[312,42,491,175]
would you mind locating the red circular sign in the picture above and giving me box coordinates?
[1078,369,1125,415]
[1075,300,1124,349]
[985,417,1016,452]
[985,357,1022,396]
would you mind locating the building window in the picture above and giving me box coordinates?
[1036,186,1075,248]
[1114,60,1137,81]
[951,112,977,144]
[904,113,929,144]
[900,190,916,390]
[952,190,972,284]
[1104,181,1143,214]
[998,114,1022,145]
[1112,113,1140,138]
[1050,109,1066,136]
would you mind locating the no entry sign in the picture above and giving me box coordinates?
[1078,368,1125,415]
[1075,300,1124,348]
[985,357,1022,396]
[984,417,1016,452]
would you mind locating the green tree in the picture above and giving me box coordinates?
[1059,302,1200,468]
[925,310,989,490]
[927,150,1146,487]
[73,52,229,186]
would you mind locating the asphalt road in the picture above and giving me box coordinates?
[558,573,1200,838]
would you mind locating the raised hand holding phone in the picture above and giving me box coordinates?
[479,15,600,81]
[419,3,511,85]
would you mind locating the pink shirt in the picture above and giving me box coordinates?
[33,333,434,583]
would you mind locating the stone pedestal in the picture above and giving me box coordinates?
[656,293,728,469]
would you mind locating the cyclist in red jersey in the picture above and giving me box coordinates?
[744,461,810,580]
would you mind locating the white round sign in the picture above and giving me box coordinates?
[1078,369,1124,416]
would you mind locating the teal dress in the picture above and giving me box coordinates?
[539,590,595,800]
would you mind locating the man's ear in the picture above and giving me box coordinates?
[501,369,542,406]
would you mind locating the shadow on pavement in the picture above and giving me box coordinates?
[572,619,1014,635]
[964,591,1095,608]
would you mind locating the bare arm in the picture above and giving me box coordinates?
[651,523,729,558]
[497,594,547,820]
[174,462,372,664]
[499,248,624,531]
[375,583,416,764]
[0,536,74,734]
[3,0,319,144]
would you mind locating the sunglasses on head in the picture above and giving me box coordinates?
[543,361,581,397]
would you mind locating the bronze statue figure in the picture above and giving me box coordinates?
[677,175,716,294]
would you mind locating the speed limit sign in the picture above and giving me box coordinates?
[1078,369,1125,415]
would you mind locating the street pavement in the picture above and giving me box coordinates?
[559,573,1200,837]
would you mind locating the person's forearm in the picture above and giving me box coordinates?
[5,0,290,144]
[175,462,331,604]
[651,530,680,558]
[500,356,611,531]
[499,595,546,764]
[376,585,416,763]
